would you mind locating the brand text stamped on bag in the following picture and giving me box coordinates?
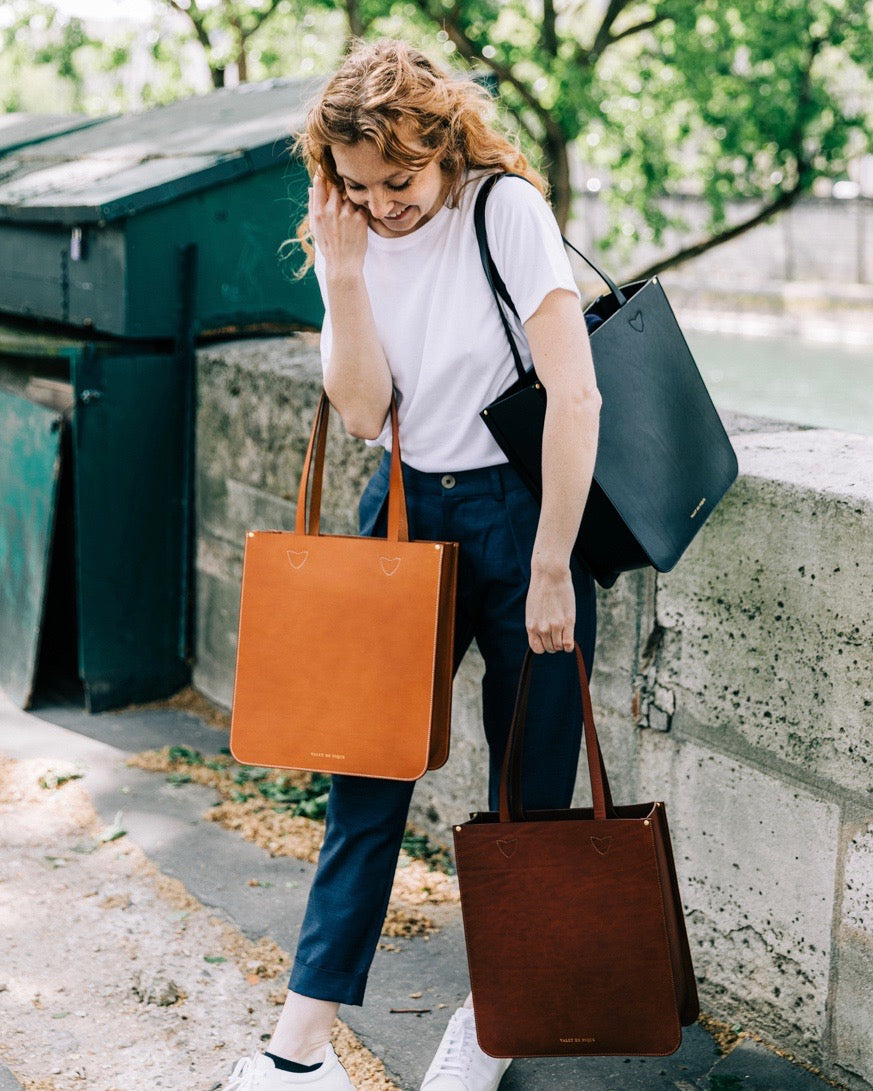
[559,1037,596,1044]
[311,751,346,761]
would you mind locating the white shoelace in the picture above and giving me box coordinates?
[225,1055,257,1090]
[432,1012,476,1078]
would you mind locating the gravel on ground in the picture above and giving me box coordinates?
[0,753,400,1091]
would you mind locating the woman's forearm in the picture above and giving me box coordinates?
[523,290,601,574]
[323,272,394,439]
[533,385,600,574]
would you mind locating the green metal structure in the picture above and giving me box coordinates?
[0,82,327,712]
[0,78,325,338]
[0,323,189,711]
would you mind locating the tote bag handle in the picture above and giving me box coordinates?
[295,391,409,543]
[498,644,617,824]
[474,173,628,383]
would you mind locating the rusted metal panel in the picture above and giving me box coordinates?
[0,387,62,706]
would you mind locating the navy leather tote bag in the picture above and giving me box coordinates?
[476,173,738,588]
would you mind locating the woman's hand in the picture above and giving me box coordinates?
[309,169,369,279]
[526,561,576,654]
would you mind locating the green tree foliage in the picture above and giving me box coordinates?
[394,0,873,269]
[0,1,99,112]
[598,0,873,272]
[4,0,871,274]
[155,0,349,86]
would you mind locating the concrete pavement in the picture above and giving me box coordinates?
[0,692,838,1090]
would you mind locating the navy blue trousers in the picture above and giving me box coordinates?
[289,455,597,1005]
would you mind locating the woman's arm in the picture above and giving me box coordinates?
[309,171,393,438]
[522,288,601,654]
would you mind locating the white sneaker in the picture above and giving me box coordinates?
[225,1046,356,1090]
[420,1007,512,1091]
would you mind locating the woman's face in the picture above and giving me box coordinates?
[331,138,450,238]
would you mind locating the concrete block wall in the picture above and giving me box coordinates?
[195,335,873,1090]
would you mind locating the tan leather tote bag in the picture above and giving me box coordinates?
[453,645,699,1057]
[230,392,458,780]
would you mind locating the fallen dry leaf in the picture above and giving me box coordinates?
[99,893,131,911]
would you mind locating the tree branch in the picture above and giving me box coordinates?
[626,22,821,282]
[227,9,246,81]
[247,0,284,32]
[625,184,803,282]
[586,0,633,60]
[167,0,211,54]
[442,23,547,143]
[443,20,546,122]
[608,14,669,46]
[407,0,562,146]
[344,0,368,40]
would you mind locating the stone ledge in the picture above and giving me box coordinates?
[194,333,873,1088]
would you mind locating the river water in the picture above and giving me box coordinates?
[685,329,873,436]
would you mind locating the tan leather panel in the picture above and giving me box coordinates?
[230,393,458,780]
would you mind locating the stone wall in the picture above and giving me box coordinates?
[195,335,873,1090]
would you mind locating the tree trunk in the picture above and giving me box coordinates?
[345,0,367,40]
[544,134,571,231]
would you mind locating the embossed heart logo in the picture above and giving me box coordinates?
[380,557,401,576]
[590,836,612,856]
[286,550,308,570]
[628,310,644,332]
[497,839,518,859]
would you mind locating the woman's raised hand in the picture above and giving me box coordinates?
[309,169,369,278]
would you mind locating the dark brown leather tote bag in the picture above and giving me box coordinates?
[230,392,458,780]
[453,645,699,1058]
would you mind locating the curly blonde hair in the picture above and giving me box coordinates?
[292,38,545,272]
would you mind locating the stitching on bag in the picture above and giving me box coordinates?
[646,818,682,1049]
[590,835,612,855]
[380,556,401,576]
[286,549,308,570]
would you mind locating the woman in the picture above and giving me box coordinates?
[227,38,601,1091]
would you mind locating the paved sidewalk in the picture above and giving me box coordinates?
[0,693,837,1091]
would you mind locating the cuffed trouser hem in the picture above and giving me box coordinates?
[289,956,368,1007]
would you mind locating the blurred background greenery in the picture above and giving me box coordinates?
[3,0,872,266]
[3,0,873,434]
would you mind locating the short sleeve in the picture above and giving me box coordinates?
[483,176,579,325]
[313,246,332,374]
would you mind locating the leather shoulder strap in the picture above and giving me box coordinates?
[473,173,522,318]
[474,173,527,381]
[474,172,628,317]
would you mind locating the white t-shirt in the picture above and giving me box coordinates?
[315,172,579,472]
